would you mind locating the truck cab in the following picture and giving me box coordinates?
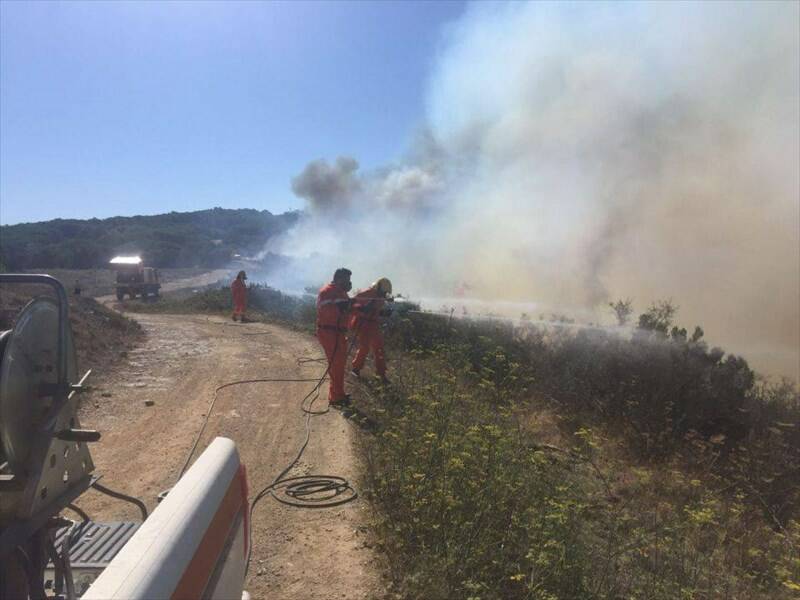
[110,256,161,300]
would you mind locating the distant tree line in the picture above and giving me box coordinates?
[0,208,300,270]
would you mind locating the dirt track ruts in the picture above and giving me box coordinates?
[78,311,384,599]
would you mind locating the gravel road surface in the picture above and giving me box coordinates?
[78,311,384,599]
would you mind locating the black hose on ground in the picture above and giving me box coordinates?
[65,504,90,523]
[176,376,329,480]
[90,481,148,521]
[174,315,360,577]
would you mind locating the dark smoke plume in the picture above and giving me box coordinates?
[291,156,361,213]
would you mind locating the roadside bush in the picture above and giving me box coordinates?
[387,310,798,470]
[358,341,800,599]
[362,348,593,599]
[248,284,316,328]
[124,283,316,330]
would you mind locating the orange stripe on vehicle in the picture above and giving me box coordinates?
[238,463,250,559]
[171,471,243,600]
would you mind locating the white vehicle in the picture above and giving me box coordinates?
[0,275,249,599]
[83,438,249,600]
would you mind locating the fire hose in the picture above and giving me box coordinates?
[172,312,363,577]
[76,304,376,578]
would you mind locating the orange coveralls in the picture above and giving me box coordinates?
[350,288,386,377]
[231,278,247,319]
[316,283,350,402]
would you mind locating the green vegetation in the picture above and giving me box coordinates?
[354,304,799,599]
[123,283,317,332]
[0,208,298,270]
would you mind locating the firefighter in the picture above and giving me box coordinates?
[231,271,248,322]
[316,268,353,407]
[350,277,392,384]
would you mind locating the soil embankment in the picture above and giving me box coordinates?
[0,286,143,374]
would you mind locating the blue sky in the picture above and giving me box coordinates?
[0,0,466,225]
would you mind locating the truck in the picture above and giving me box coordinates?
[110,256,161,301]
[0,275,250,599]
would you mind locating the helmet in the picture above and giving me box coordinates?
[373,277,392,297]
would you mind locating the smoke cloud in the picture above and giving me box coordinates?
[291,156,362,213]
[291,156,441,216]
[266,2,800,380]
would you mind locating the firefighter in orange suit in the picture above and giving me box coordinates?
[316,268,353,407]
[231,271,248,322]
[350,277,392,384]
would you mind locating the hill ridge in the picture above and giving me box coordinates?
[0,207,300,270]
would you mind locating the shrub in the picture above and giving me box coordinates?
[387,310,798,470]
[362,348,593,599]
[125,282,317,330]
[357,339,799,599]
[637,300,678,335]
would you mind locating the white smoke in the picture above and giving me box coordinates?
[265,1,800,380]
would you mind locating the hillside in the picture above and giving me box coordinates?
[0,207,300,270]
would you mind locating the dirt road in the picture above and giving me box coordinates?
[77,312,384,599]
